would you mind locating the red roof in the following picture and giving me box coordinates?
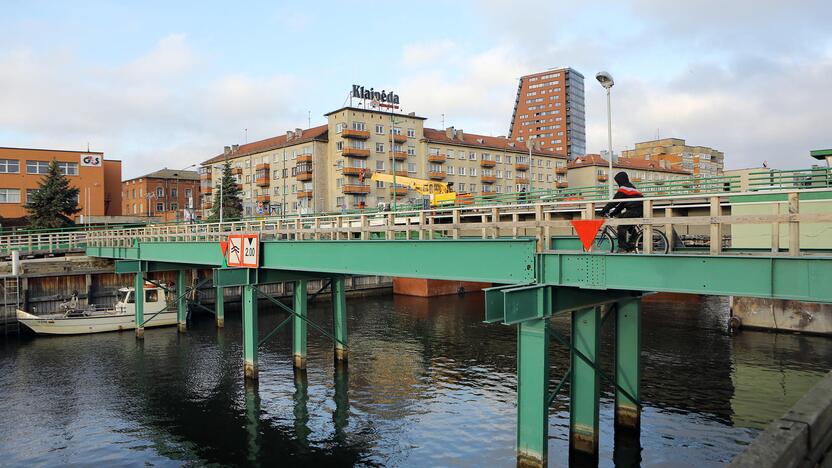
[202,125,328,165]
[423,128,565,158]
[568,154,691,174]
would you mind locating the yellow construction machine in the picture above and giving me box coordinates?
[369,172,459,207]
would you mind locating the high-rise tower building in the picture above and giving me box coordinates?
[508,67,586,159]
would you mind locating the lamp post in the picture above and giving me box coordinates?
[595,71,615,199]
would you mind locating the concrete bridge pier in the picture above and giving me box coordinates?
[293,279,308,370]
[177,270,187,333]
[332,276,348,363]
[615,298,642,434]
[242,283,259,380]
[134,271,145,339]
[215,286,225,328]
[569,306,601,463]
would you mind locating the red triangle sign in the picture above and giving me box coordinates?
[219,240,229,257]
[570,219,605,252]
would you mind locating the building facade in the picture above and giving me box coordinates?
[620,138,725,176]
[508,67,586,159]
[567,154,691,188]
[0,147,121,223]
[201,105,569,216]
[122,169,200,220]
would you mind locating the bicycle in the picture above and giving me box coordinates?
[593,217,670,254]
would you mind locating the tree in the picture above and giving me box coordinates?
[25,160,81,229]
[206,161,243,222]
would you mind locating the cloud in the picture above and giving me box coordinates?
[401,40,457,68]
[0,34,304,178]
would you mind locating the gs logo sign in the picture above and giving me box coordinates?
[80,153,102,167]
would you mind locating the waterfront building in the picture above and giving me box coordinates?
[200,104,568,216]
[122,168,200,220]
[507,67,586,159]
[620,138,725,176]
[567,154,690,188]
[0,146,122,223]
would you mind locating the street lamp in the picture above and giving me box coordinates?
[596,71,615,199]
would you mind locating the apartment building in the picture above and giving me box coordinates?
[508,67,586,159]
[567,154,691,188]
[620,138,725,176]
[0,146,122,223]
[122,168,200,219]
[200,102,568,216]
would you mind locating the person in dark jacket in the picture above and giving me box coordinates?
[601,171,644,252]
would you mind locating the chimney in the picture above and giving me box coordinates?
[456,129,464,141]
[287,130,295,139]
[445,126,454,139]
[408,112,416,116]
[295,128,303,138]
[223,146,231,155]
[231,144,239,153]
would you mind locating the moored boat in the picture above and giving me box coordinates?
[17,284,177,335]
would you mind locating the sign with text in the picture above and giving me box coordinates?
[226,234,260,268]
[80,153,103,167]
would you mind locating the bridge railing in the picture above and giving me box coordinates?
[749,167,832,191]
[78,186,832,258]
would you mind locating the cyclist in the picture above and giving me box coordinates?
[601,171,644,252]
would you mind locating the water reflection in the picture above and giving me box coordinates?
[0,293,829,466]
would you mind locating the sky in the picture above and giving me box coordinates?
[1,0,830,178]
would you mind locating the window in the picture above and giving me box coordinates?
[170,203,178,210]
[376,143,385,153]
[145,290,159,303]
[57,162,78,175]
[171,188,178,198]
[446,150,454,159]
[336,123,345,133]
[458,183,466,191]
[282,168,289,178]
[156,202,164,211]
[468,152,476,160]
[245,175,251,183]
[495,155,501,163]
[407,146,415,156]
[376,180,385,188]
[375,160,385,170]
[0,159,19,174]
[407,163,416,173]
[446,166,454,175]
[469,184,476,192]
[336,141,344,151]
[505,155,512,164]
[156,187,164,198]
[336,196,345,207]
[273,170,280,179]
[375,124,385,134]
[470,168,477,176]
[351,121,366,131]
[391,127,402,135]
[26,189,38,202]
[26,160,50,174]
[428,147,440,156]
[459,167,466,176]
[185,188,192,198]
[407,128,416,138]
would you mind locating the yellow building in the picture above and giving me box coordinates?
[201,101,568,216]
[567,154,690,188]
[620,138,724,176]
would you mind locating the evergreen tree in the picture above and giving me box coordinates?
[25,160,81,229]
[206,161,243,222]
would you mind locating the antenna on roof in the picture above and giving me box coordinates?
[308,111,311,128]
[86,142,90,152]
[441,113,445,128]
[244,129,248,144]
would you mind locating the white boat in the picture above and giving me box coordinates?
[16,284,178,335]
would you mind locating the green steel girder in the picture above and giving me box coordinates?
[213,268,335,287]
[484,284,640,325]
[540,253,832,302]
[115,260,208,274]
[260,240,536,283]
[87,246,139,259]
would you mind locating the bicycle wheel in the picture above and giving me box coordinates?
[593,228,615,253]
[634,228,669,254]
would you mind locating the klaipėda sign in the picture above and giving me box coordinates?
[352,85,400,105]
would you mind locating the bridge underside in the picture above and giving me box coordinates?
[86,240,832,467]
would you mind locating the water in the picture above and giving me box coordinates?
[1,293,831,467]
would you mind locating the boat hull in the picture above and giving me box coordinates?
[16,310,178,335]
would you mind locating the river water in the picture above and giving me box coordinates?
[1,292,831,467]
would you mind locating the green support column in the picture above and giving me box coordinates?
[242,284,259,380]
[293,279,308,370]
[134,271,145,339]
[516,318,549,467]
[177,270,187,333]
[215,286,225,328]
[570,306,601,461]
[332,276,348,363]
[615,298,641,432]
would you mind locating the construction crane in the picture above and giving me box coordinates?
[369,172,458,207]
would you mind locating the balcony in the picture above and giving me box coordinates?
[515,177,530,184]
[297,154,313,163]
[342,129,370,139]
[391,187,408,196]
[297,191,313,199]
[342,167,368,176]
[394,170,408,177]
[200,171,212,180]
[597,174,608,182]
[255,176,270,187]
[256,195,270,203]
[390,151,407,161]
[481,175,496,184]
[555,166,567,175]
[428,171,446,180]
[231,167,242,175]
[202,186,212,195]
[480,159,496,168]
[342,184,371,194]
[515,163,529,171]
[427,154,446,163]
[556,181,569,188]
[342,147,370,158]
[296,171,312,182]
[391,134,407,144]
[256,163,270,171]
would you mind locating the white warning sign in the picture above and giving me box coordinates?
[226,234,259,268]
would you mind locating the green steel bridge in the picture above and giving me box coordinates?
[6,175,832,466]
